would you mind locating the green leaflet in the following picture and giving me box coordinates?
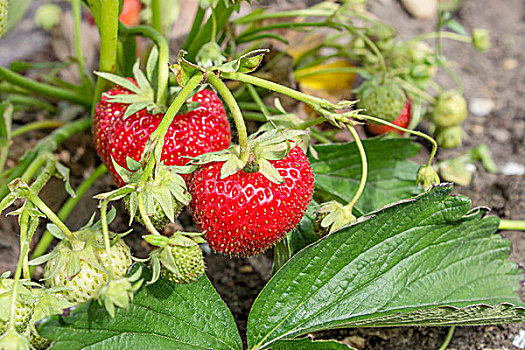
[247,184,525,349]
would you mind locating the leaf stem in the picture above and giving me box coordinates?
[499,219,525,231]
[93,0,120,112]
[26,189,74,242]
[30,164,107,265]
[356,114,438,167]
[0,67,90,107]
[207,72,250,163]
[11,120,65,138]
[438,326,455,350]
[137,191,161,235]
[345,124,367,210]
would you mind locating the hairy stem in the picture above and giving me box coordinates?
[345,124,367,210]
[26,190,74,242]
[207,72,250,162]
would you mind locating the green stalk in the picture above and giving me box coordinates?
[499,220,525,231]
[140,72,203,185]
[408,31,472,45]
[72,0,94,93]
[123,25,170,106]
[151,0,162,35]
[344,124,367,210]
[137,191,161,235]
[207,72,249,163]
[246,84,270,119]
[30,164,107,264]
[438,326,455,350]
[0,67,90,107]
[26,189,74,242]
[182,6,205,51]
[93,0,120,112]
[223,71,334,111]
[357,114,438,167]
[99,200,114,277]
[11,120,65,138]
[8,211,28,332]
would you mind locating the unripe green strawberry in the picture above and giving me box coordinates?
[435,125,464,149]
[44,236,132,304]
[25,330,51,350]
[0,280,34,335]
[432,90,467,128]
[356,78,406,122]
[0,0,7,38]
[160,244,205,284]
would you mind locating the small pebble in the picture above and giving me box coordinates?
[503,58,518,70]
[491,128,511,142]
[400,0,437,19]
[239,265,254,273]
[502,162,525,176]
[470,98,496,117]
[513,329,525,348]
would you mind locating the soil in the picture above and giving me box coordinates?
[0,0,524,349]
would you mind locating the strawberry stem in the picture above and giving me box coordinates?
[137,191,162,236]
[11,120,65,138]
[100,199,114,278]
[499,220,525,231]
[30,164,107,274]
[93,0,120,112]
[123,25,170,106]
[356,113,438,167]
[207,72,250,163]
[151,0,162,35]
[344,124,368,211]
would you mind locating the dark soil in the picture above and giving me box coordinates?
[0,0,524,349]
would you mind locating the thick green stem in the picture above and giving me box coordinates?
[26,190,74,242]
[123,25,170,107]
[30,164,107,264]
[357,114,438,167]
[207,72,249,162]
[499,220,525,231]
[0,67,90,107]
[345,124,367,210]
[11,120,65,138]
[99,200,114,278]
[151,0,162,35]
[93,0,120,112]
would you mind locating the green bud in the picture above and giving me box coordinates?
[416,165,440,189]
[432,90,467,128]
[472,28,491,52]
[435,126,464,149]
[34,4,62,31]
[314,201,356,236]
[196,42,226,68]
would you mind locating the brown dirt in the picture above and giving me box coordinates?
[0,0,524,349]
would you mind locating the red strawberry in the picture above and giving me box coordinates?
[366,100,411,135]
[188,146,314,256]
[94,80,231,187]
[119,0,142,27]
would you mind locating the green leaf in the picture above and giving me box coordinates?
[446,19,468,36]
[273,337,356,350]
[38,265,242,350]
[247,184,525,349]
[310,138,421,214]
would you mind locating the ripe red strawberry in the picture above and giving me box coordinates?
[94,80,231,187]
[188,146,314,256]
[366,99,411,135]
[119,0,142,27]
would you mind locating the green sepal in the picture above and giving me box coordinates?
[170,50,206,87]
[146,46,159,83]
[98,267,143,318]
[317,201,356,235]
[45,223,65,240]
[212,49,268,74]
[143,234,169,248]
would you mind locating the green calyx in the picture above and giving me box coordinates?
[432,90,467,128]
[416,165,440,190]
[146,232,206,284]
[314,201,356,236]
[95,60,160,119]
[182,129,308,184]
[113,158,191,229]
[435,125,464,149]
[356,77,406,122]
[97,267,143,318]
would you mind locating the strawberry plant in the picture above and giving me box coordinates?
[0,0,524,349]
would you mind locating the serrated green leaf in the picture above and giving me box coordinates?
[310,138,421,214]
[273,337,356,350]
[247,184,525,349]
[38,264,242,350]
